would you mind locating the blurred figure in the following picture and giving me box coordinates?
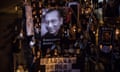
[31,50,41,72]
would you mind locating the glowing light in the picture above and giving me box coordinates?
[15,6,18,12]
[116,29,119,35]
[110,45,112,50]
[73,29,76,32]
[20,32,23,38]
[93,31,96,34]
[32,11,36,15]
[100,44,103,50]
[30,41,35,47]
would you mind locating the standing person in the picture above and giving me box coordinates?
[23,1,34,72]
[31,50,42,72]
[41,8,63,56]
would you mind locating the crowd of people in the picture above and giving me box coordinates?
[13,0,120,72]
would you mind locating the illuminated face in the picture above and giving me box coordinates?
[45,10,63,35]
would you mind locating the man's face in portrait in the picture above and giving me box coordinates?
[45,10,63,35]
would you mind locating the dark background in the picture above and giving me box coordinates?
[0,0,21,72]
[0,0,120,72]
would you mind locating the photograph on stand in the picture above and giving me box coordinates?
[41,8,64,57]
